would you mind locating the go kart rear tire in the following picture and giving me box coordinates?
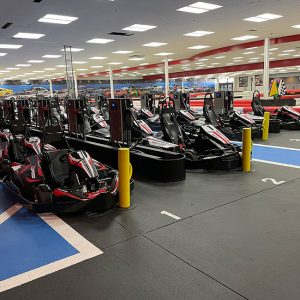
[34,185,53,204]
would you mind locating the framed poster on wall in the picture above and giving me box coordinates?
[255,74,263,86]
[238,76,248,87]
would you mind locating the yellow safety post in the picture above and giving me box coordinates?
[118,148,132,208]
[242,128,252,172]
[262,111,270,141]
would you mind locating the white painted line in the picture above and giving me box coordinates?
[261,178,286,185]
[253,159,300,169]
[0,204,22,225]
[0,213,102,293]
[161,211,181,220]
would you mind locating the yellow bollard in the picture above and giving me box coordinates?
[118,148,132,208]
[242,128,252,172]
[262,111,270,141]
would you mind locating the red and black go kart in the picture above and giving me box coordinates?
[4,122,129,213]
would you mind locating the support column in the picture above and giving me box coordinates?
[181,78,185,93]
[63,45,76,99]
[164,57,169,98]
[215,75,219,92]
[74,73,78,99]
[49,77,53,97]
[109,67,114,98]
[263,37,270,98]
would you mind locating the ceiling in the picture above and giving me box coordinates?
[1,0,300,81]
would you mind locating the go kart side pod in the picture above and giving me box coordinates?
[185,125,242,171]
[277,106,300,130]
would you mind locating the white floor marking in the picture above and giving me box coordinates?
[0,213,103,293]
[161,211,181,220]
[253,159,300,169]
[261,178,286,185]
[252,143,300,151]
[0,204,22,225]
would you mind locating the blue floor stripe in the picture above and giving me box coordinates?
[252,145,300,166]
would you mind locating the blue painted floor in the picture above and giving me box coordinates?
[0,185,78,281]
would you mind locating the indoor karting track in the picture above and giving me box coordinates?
[1,131,300,300]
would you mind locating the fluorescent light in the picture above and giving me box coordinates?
[123,24,157,32]
[86,38,114,44]
[270,48,279,51]
[13,32,45,39]
[128,57,145,61]
[0,70,10,73]
[38,14,78,24]
[233,59,243,62]
[242,51,255,55]
[278,53,290,56]
[198,58,208,61]
[142,42,168,47]
[233,56,243,59]
[226,63,234,65]
[244,13,282,22]
[292,25,300,29]
[112,50,133,54]
[24,72,35,75]
[56,65,66,68]
[120,66,129,69]
[33,71,45,73]
[177,2,222,14]
[72,61,87,64]
[43,68,57,70]
[187,45,210,49]
[184,30,214,37]
[231,35,258,41]
[249,57,260,60]
[211,62,220,65]
[43,54,62,58]
[154,52,174,56]
[6,67,19,70]
[76,68,88,71]
[215,55,225,59]
[90,65,103,68]
[27,60,45,63]
[283,49,296,52]
[0,53,7,56]
[107,62,123,65]
[139,63,150,66]
[0,44,23,49]
[60,48,84,52]
[293,54,300,57]
[89,56,107,60]
[177,7,207,14]
[246,47,258,50]
[15,64,31,67]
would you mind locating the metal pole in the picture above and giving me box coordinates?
[215,75,219,92]
[242,128,252,172]
[164,57,169,98]
[263,37,270,98]
[74,73,78,99]
[49,77,53,97]
[181,78,185,93]
[109,67,114,98]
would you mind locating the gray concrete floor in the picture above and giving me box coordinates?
[2,131,300,300]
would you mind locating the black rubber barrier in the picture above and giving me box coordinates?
[260,98,296,106]
[68,136,186,183]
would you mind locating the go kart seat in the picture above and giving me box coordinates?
[160,107,185,145]
[46,150,70,187]
[203,105,222,127]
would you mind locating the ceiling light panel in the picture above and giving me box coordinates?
[13,32,45,39]
[60,48,84,52]
[89,56,107,60]
[0,53,7,56]
[112,50,133,54]
[154,52,174,56]
[6,67,19,70]
[15,64,31,67]
[38,14,78,24]
[107,62,123,65]
[90,65,103,68]
[27,60,45,63]
[128,57,145,61]
[244,13,282,22]
[43,54,62,58]
[0,44,22,49]
[86,38,114,44]
[177,1,222,14]
[231,35,258,41]
[187,45,210,49]
[122,24,157,32]
[184,30,214,37]
[142,42,167,47]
